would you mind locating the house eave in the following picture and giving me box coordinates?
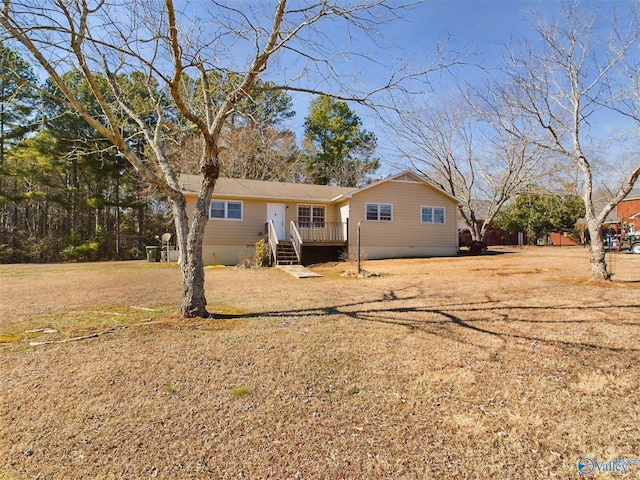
[182,190,340,204]
[337,170,464,204]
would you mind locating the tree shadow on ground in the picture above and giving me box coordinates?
[212,288,640,354]
[457,248,518,257]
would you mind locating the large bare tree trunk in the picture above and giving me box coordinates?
[470,223,482,243]
[462,209,483,243]
[169,191,210,317]
[170,146,218,318]
[588,223,610,281]
[169,193,205,318]
[182,227,208,318]
[182,183,216,317]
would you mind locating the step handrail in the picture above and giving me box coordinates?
[267,220,279,264]
[290,221,303,264]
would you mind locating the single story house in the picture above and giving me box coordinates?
[616,187,640,233]
[180,170,461,265]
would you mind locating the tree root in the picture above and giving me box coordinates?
[29,319,156,347]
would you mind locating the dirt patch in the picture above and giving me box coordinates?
[1,247,640,478]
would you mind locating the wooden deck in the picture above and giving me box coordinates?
[268,220,348,266]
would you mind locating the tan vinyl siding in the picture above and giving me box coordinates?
[186,196,341,246]
[185,196,266,246]
[184,171,459,264]
[347,179,458,251]
[203,198,266,245]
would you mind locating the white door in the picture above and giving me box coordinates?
[340,204,349,241]
[267,203,286,240]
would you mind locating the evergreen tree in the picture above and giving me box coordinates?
[303,95,378,187]
[0,43,38,166]
[0,67,171,263]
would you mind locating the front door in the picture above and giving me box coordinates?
[340,204,349,241]
[267,203,286,241]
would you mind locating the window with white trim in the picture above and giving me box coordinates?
[297,204,326,227]
[366,203,393,222]
[421,206,445,224]
[209,200,243,220]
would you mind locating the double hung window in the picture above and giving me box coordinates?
[366,203,393,222]
[421,206,445,224]
[210,200,243,220]
[298,205,326,227]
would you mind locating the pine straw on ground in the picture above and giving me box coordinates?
[1,247,640,479]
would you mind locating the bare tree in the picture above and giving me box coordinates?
[0,0,458,317]
[501,0,640,281]
[390,89,548,243]
[172,126,305,182]
[220,126,304,182]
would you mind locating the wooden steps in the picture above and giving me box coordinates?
[275,241,299,265]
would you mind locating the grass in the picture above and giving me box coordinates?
[1,247,640,478]
[231,386,252,398]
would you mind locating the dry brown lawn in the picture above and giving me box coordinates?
[1,246,640,479]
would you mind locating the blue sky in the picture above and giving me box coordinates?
[279,0,639,178]
[285,1,553,129]
[393,0,537,53]
[20,0,627,173]
[284,0,555,161]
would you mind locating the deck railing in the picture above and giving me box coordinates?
[290,221,303,263]
[294,221,347,243]
[266,220,279,264]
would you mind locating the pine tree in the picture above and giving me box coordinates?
[303,96,378,187]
